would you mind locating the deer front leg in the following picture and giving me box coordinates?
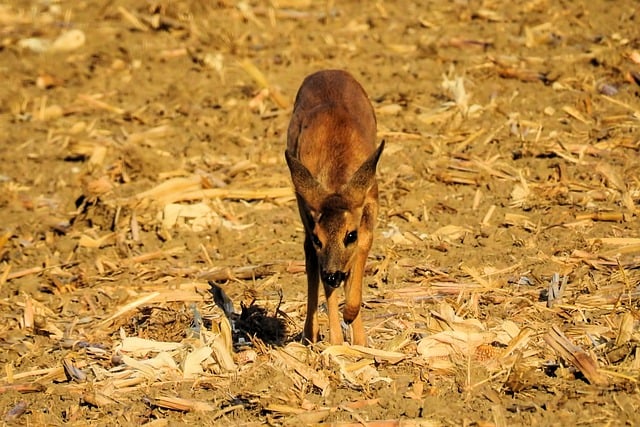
[303,235,320,343]
[323,284,343,345]
[344,201,376,346]
[344,247,367,346]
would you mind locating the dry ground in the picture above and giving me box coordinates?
[1,0,640,425]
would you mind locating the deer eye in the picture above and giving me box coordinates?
[344,230,358,246]
[311,233,322,248]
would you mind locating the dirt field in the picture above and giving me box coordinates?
[1,0,639,425]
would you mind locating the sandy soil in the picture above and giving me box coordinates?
[1,0,639,425]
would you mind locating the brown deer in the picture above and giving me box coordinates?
[285,70,384,346]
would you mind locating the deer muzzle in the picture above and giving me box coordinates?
[321,270,347,288]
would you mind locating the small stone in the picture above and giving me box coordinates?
[51,29,86,52]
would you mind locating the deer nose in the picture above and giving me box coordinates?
[322,271,346,288]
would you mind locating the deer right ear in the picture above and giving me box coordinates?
[285,150,327,212]
[341,140,385,207]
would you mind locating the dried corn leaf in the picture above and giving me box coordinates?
[431,225,471,243]
[135,175,292,205]
[543,326,608,386]
[147,395,216,412]
[183,345,213,379]
[119,354,159,379]
[206,317,236,372]
[82,390,120,407]
[322,347,391,389]
[101,293,161,326]
[595,162,626,192]
[78,232,115,249]
[273,344,329,394]
[417,329,497,359]
[615,312,634,347]
[562,106,591,125]
[346,345,406,364]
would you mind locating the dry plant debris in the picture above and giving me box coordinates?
[0,0,639,425]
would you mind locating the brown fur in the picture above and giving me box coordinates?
[285,70,384,346]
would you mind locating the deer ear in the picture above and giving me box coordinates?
[342,140,385,206]
[285,149,327,212]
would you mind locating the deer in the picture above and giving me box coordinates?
[285,70,384,346]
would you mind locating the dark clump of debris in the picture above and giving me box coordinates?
[209,281,287,346]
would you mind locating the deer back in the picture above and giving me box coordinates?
[286,70,378,199]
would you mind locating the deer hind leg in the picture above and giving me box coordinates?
[303,235,320,343]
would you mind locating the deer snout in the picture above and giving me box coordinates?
[321,270,347,288]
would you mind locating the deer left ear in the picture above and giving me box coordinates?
[341,140,385,206]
